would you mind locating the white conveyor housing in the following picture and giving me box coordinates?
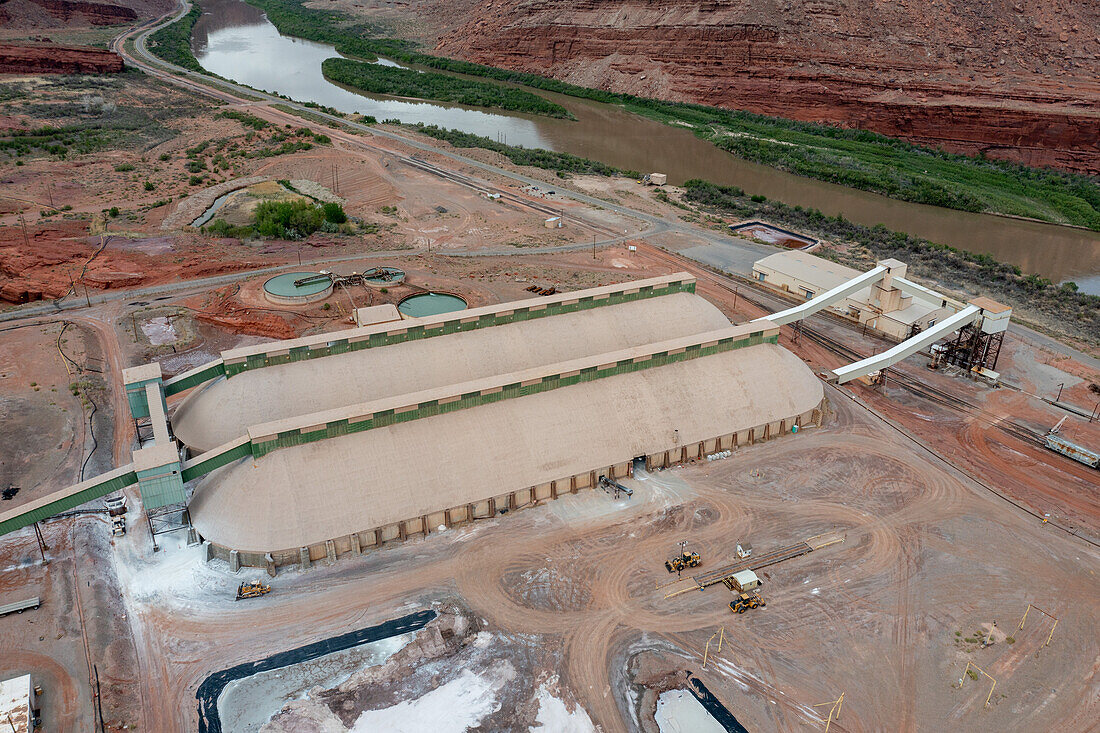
[752,265,887,327]
[831,305,981,384]
[892,276,967,312]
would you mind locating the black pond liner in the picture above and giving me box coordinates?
[687,674,750,733]
[196,609,436,733]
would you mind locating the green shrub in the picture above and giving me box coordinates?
[114,162,135,172]
[108,206,119,217]
[218,110,270,130]
[188,175,203,185]
[322,202,347,224]
[144,181,155,191]
[253,199,324,239]
[159,153,171,161]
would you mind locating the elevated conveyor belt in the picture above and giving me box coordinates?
[751,265,887,326]
[831,304,981,384]
[0,465,138,536]
[892,276,967,311]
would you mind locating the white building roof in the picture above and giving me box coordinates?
[354,304,402,327]
[754,251,862,289]
[0,675,32,733]
[881,299,939,326]
[732,569,759,585]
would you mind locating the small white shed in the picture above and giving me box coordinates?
[731,569,761,592]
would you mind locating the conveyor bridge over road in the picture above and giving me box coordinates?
[664,532,844,598]
[749,255,1011,385]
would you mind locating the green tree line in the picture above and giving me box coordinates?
[321,59,572,118]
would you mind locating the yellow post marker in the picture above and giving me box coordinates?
[717,627,726,653]
[702,631,718,670]
[960,661,997,709]
[1016,602,1059,648]
[812,692,845,732]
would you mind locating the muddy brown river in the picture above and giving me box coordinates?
[192,0,1100,293]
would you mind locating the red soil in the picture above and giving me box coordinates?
[0,222,286,304]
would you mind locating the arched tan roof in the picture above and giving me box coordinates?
[189,343,823,553]
[172,292,731,452]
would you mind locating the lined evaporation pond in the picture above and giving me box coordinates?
[397,292,467,317]
[217,631,415,732]
[192,0,1100,291]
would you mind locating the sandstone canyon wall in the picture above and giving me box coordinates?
[435,0,1100,173]
[0,43,124,74]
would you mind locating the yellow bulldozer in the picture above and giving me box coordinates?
[729,591,766,614]
[235,580,271,601]
[665,550,702,574]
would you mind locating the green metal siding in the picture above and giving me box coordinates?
[126,388,151,419]
[223,280,695,378]
[179,441,255,483]
[125,377,161,420]
[0,469,138,536]
[249,330,762,458]
[163,360,227,396]
[138,469,187,510]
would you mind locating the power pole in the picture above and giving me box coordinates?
[33,521,48,563]
[18,212,29,248]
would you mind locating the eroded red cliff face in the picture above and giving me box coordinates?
[0,43,124,74]
[435,0,1100,173]
[0,0,138,26]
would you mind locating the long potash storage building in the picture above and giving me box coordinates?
[170,274,824,570]
[0,273,824,571]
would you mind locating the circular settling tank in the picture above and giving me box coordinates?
[364,267,406,287]
[397,292,467,317]
[263,272,334,305]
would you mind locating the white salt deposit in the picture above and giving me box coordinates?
[654,689,725,733]
[529,682,595,732]
[350,662,513,733]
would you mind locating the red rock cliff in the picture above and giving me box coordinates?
[0,0,139,26]
[434,0,1100,173]
[0,43,125,74]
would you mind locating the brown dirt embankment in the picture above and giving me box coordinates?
[0,43,124,74]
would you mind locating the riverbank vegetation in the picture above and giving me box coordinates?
[150,0,1099,230]
[321,59,572,118]
[147,3,203,72]
[241,0,1100,230]
[683,180,1099,342]
[401,123,636,178]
